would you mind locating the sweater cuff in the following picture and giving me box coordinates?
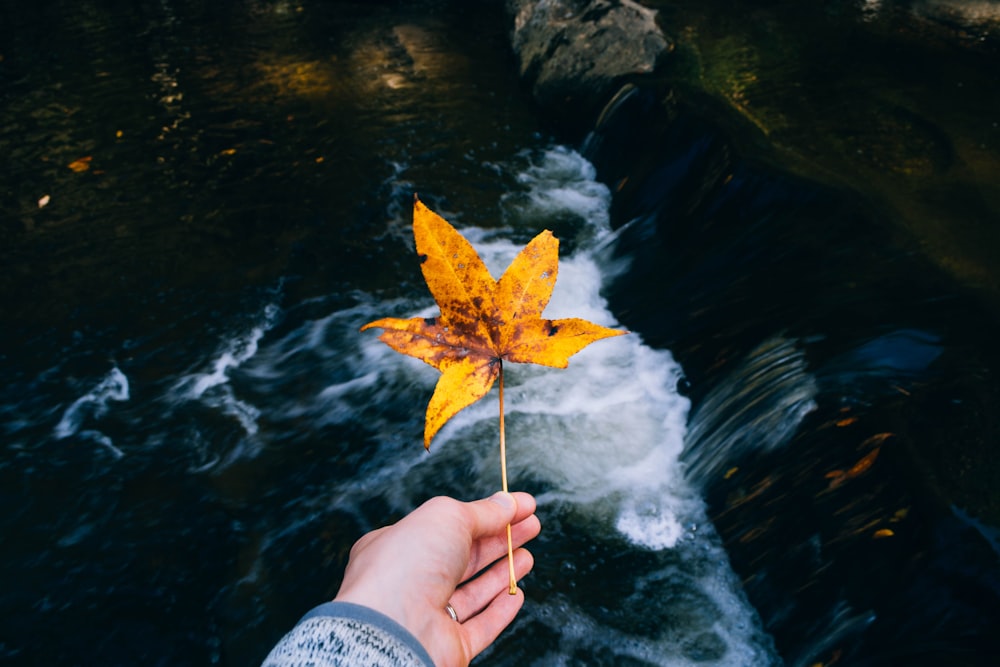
[298,601,435,667]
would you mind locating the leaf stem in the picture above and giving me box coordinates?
[498,361,517,595]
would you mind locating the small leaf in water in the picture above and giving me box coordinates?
[846,447,879,476]
[38,194,50,209]
[67,156,92,172]
[873,528,895,539]
[826,448,880,489]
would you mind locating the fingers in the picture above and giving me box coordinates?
[459,492,539,582]
[449,548,534,622]
[464,491,536,540]
[459,581,526,660]
[463,512,541,583]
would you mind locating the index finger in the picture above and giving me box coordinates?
[464,491,536,540]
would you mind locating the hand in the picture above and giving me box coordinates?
[334,492,541,667]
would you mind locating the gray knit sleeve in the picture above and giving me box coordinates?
[262,601,435,667]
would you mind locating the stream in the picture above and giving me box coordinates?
[2,1,999,665]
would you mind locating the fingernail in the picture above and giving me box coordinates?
[489,491,515,511]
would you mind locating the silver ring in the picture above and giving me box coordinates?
[445,603,459,622]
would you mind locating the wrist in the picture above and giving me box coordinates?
[334,583,421,641]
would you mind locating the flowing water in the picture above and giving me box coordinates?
[2,1,999,666]
[1,1,776,664]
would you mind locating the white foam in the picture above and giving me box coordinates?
[171,303,280,437]
[182,304,279,399]
[509,145,611,224]
[53,367,130,457]
[615,502,685,550]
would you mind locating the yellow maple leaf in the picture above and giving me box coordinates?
[362,196,626,449]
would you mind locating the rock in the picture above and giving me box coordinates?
[506,0,672,138]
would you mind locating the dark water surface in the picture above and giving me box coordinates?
[1,0,551,663]
[3,1,1000,666]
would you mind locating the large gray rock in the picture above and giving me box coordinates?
[507,0,671,135]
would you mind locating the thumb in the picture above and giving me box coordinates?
[465,492,518,539]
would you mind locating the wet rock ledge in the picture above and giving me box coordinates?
[506,0,670,138]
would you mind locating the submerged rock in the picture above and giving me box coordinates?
[506,0,671,137]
